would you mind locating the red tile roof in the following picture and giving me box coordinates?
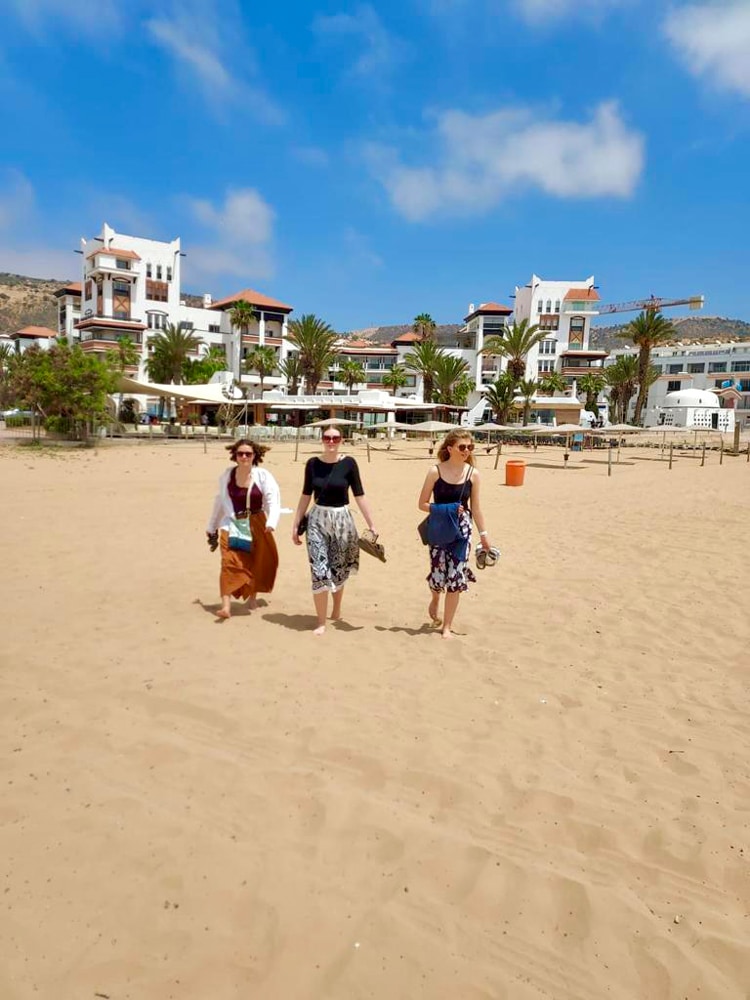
[210,288,293,313]
[391,331,423,343]
[563,288,600,302]
[75,317,146,331]
[13,325,57,338]
[464,302,513,321]
[54,282,82,297]
[87,246,142,260]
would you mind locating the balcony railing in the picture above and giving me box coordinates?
[80,331,143,345]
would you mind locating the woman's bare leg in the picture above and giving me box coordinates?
[216,594,232,619]
[330,586,344,621]
[313,591,328,635]
[441,591,461,639]
[428,590,442,624]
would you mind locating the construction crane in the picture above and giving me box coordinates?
[597,294,704,316]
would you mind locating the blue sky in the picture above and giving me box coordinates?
[0,0,749,330]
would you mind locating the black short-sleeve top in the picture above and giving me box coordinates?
[303,456,364,507]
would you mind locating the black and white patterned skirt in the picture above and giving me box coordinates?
[306,504,360,594]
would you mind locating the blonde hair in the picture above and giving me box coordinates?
[437,430,475,464]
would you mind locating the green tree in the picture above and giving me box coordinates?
[483,372,517,425]
[481,318,546,382]
[413,313,436,342]
[337,358,367,394]
[278,353,303,395]
[618,310,675,425]
[578,372,606,417]
[105,335,140,421]
[229,301,258,379]
[287,314,338,394]
[243,345,277,397]
[8,339,117,430]
[517,378,538,425]
[404,340,443,404]
[538,370,567,397]
[433,353,470,406]
[381,364,408,396]
[604,354,639,423]
[146,324,203,384]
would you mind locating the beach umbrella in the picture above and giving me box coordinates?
[409,419,460,433]
[307,417,360,427]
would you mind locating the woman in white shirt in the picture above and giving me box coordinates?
[206,439,281,619]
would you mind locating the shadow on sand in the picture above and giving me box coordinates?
[262,612,365,633]
[194,597,268,623]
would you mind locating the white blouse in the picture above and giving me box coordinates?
[206,465,282,533]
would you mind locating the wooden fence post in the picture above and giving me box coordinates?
[668,442,673,470]
[701,442,706,467]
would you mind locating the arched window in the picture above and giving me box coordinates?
[554,299,560,313]
[546,299,552,313]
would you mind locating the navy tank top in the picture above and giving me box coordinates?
[433,467,473,506]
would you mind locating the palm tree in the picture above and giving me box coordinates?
[337,358,367,394]
[538,370,567,397]
[404,340,443,404]
[578,372,606,418]
[381,364,408,396]
[413,313,436,342]
[243,345,277,397]
[147,324,203,383]
[618,310,675,425]
[229,301,258,380]
[105,335,140,420]
[517,378,538,425]
[483,372,517,425]
[481,318,546,383]
[433,354,470,406]
[287,314,338,394]
[604,354,639,423]
[278,353,303,395]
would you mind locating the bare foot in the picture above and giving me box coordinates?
[441,628,454,640]
[313,624,326,636]
[216,609,231,620]
[246,597,259,610]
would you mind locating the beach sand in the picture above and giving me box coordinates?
[1,437,748,999]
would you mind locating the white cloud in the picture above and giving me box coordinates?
[313,5,407,79]
[513,0,628,23]
[664,1,750,100]
[365,101,645,221]
[0,170,76,279]
[184,188,275,285]
[145,1,284,123]
[4,0,122,35]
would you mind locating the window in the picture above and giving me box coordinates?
[688,362,705,374]
[731,359,750,372]
[708,362,727,373]
[537,360,554,374]
[146,280,168,302]
[156,264,163,280]
[208,324,220,333]
[167,266,172,282]
[546,299,552,312]
[668,363,683,374]
[84,279,93,299]
[537,300,543,313]
[568,316,585,348]
[737,379,750,392]
[146,263,152,278]
[554,299,560,313]
[539,339,556,355]
[651,364,662,373]
[667,380,682,392]
[115,258,131,270]
[179,321,194,331]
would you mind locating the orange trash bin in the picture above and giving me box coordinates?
[505,459,526,487]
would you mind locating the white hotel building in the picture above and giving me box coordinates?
[607,339,750,428]
[56,223,294,394]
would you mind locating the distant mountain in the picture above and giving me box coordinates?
[0,272,208,334]
[345,323,464,347]
[590,316,750,352]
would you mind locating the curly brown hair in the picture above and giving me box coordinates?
[437,430,475,465]
[226,438,270,465]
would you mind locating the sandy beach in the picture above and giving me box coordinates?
[1,436,748,999]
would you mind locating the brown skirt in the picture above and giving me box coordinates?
[219,511,279,599]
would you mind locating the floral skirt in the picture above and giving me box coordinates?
[306,504,359,594]
[427,509,476,594]
[220,511,278,599]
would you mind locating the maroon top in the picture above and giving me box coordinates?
[228,470,263,516]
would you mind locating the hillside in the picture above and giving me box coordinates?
[0,273,207,334]
[590,316,750,352]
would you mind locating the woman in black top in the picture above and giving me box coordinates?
[417,430,493,640]
[292,425,377,635]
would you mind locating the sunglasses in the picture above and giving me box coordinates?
[236,451,254,457]
[455,443,474,452]
[322,435,341,442]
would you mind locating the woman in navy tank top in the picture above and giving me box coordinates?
[417,431,494,639]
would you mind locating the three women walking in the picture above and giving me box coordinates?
[292,425,377,636]
[418,430,493,640]
[206,439,281,619]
